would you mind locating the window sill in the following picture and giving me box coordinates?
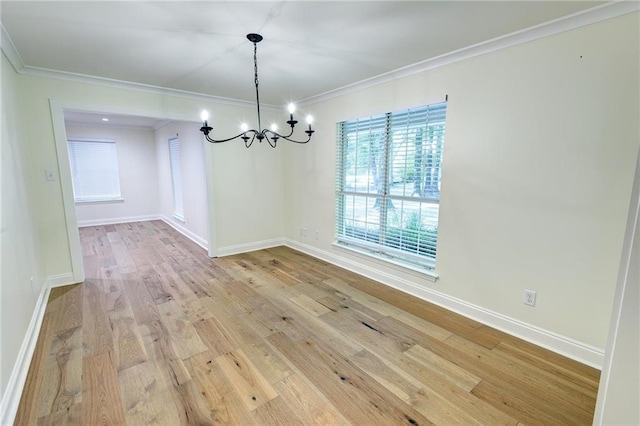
[332,241,439,282]
[75,197,124,205]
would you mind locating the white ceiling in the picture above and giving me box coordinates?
[2,1,605,106]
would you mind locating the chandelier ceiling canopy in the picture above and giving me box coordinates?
[199,33,314,148]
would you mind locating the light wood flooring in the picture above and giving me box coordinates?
[16,220,600,425]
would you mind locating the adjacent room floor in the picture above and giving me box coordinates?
[16,220,600,425]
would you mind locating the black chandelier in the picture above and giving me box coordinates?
[199,33,314,148]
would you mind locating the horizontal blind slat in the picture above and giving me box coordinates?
[68,139,122,201]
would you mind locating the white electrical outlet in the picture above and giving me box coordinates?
[524,290,537,306]
[314,230,319,240]
[300,227,307,237]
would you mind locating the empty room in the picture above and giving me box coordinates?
[1,1,638,425]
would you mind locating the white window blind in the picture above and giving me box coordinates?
[67,139,122,202]
[168,137,184,221]
[335,101,447,268]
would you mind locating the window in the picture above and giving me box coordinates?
[335,101,447,269]
[168,136,184,221]
[67,139,122,202]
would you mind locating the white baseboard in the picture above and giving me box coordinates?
[77,214,161,228]
[160,216,208,251]
[284,238,604,369]
[47,273,76,288]
[0,280,52,426]
[216,238,286,257]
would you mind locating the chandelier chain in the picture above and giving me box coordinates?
[253,41,262,132]
[254,42,259,91]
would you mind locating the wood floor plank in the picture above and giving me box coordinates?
[52,284,83,334]
[17,221,601,425]
[82,351,126,425]
[82,280,114,357]
[273,373,351,426]
[43,326,83,416]
[15,313,55,425]
[260,292,364,358]
[323,277,453,341]
[216,349,279,411]
[108,304,148,372]
[445,334,597,418]
[404,344,481,392]
[36,402,81,426]
[118,360,181,425]
[268,331,432,426]
[156,300,208,360]
[288,293,333,317]
[184,351,258,425]
[250,396,306,425]
[140,316,192,387]
[46,285,80,314]
[350,348,423,402]
[120,272,159,325]
[193,316,240,356]
[409,379,518,426]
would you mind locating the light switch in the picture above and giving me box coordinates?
[45,170,56,181]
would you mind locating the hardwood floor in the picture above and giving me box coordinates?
[15,220,600,425]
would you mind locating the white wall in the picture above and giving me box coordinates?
[0,52,43,414]
[155,122,209,247]
[594,150,640,425]
[286,13,640,356]
[65,123,160,225]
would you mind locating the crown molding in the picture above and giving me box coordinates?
[64,119,173,131]
[0,22,24,73]
[19,65,268,108]
[299,1,640,106]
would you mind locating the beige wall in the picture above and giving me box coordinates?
[1,52,43,402]
[285,13,640,350]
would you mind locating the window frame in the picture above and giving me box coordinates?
[168,136,185,222]
[335,101,447,273]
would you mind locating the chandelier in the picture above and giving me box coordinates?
[199,33,314,148]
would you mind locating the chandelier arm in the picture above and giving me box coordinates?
[265,133,278,148]
[204,130,258,144]
[264,129,312,144]
[245,132,258,148]
[279,124,296,138]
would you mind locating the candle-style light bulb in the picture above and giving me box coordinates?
[306,115,313,130]
[201,110,209,124]
[240,122,249,132]
[287,103,296,122]
[270,123,278,132]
